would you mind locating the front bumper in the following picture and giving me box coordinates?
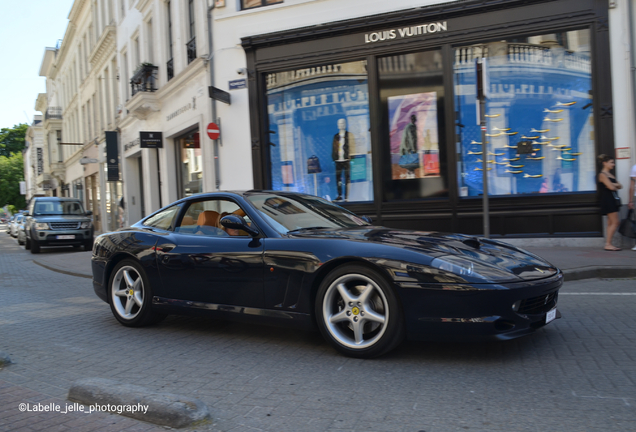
[32,229,93,246]
[398,272,563,342]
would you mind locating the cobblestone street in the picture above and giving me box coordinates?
[1,232,635,432]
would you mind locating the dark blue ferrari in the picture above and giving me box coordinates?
[91,191,562,358]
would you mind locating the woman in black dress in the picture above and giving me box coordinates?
[598,154,623,251]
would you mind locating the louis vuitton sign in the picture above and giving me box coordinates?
[364,21,447,43]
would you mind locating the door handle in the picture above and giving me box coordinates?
[156,243,176,253]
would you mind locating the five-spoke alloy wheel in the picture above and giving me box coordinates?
[316,264,404,358]
[109,259,165,327]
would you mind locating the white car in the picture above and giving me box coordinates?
[10,214,24,238]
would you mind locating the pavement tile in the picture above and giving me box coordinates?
[3,233,636,431]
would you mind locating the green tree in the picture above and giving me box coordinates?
[0,123,29,157]
[0,152,26,210]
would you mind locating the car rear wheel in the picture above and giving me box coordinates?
[25,237,31,250]
[316,264,405,358]
[109,259,166,327]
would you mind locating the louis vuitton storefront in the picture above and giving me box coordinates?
[242,0,614,238]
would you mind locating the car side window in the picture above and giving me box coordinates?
[176,199,252,237]
[143,205,180,231]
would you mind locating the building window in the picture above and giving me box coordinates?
[266,61,373,203]
[146,18,154,64]
[167,0,174,80]
[186,0,196,64]
[241,0,283,10]
[454,28,594,197]
[122,51,129,100]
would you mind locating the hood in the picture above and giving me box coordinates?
[290,227,559,282]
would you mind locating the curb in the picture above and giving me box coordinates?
[32,260,92,279]
[68,378,210,428]
[563,266,636,282]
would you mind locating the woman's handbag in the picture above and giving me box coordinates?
[307,155,322,174]
[399,152,420,171]
[619,209,636,238]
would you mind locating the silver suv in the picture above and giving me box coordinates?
[24,197,94,254]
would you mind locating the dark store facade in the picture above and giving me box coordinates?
[242,0,613,238]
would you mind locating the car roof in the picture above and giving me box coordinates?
[33,197,82,201]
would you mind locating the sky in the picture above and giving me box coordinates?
[0,0,75,130]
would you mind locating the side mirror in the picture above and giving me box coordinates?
[360,215,373,224]
[220,215,259,237]
[86,211,93,216]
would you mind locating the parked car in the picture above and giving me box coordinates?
[16,215,27,245]
[24,197,94,254]
[6,215,15,234]
[91,191,562,358]
[10,214,24,238]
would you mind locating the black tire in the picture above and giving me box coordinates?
[108,259,167,327]
[25,236,31,250]
[84,239,93,251]
[30,239,41,254]
[315,264,405,358]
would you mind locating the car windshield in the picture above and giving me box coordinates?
[245,192,369,234]
[33,200,85,216]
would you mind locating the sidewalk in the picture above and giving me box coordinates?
[31,241,636,282]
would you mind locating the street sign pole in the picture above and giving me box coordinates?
[476,58,490,238]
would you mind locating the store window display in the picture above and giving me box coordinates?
[454,29,595,197]
[176,130,202,198]
[266,61,373,202]
[379,49,447,201]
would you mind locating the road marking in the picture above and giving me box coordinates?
[572,391,631,406]
[560,293,636,295]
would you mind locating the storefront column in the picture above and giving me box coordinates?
[610,0,636,203]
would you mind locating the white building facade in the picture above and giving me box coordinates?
[31,0,636,239]
[23,115,45,202]
[116,0,215,225]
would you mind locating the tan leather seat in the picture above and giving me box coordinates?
[182,215,195,226]
[197,210,221,227]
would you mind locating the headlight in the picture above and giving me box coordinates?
[430,255,515,282]
[35,222,49,230]
[80,221,92,229]
[430,256,475,276]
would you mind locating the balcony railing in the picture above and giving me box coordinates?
[186,37,197,65]
[167,58,174,81]
[45,107,63,120]
[130,64,159,96]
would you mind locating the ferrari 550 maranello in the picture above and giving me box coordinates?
[91,191,562,358]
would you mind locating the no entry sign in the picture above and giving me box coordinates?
[207,122,220,140]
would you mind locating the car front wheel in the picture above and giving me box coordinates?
[108,259,166,327]
[30,239,40,254]
[316,264,405,358]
